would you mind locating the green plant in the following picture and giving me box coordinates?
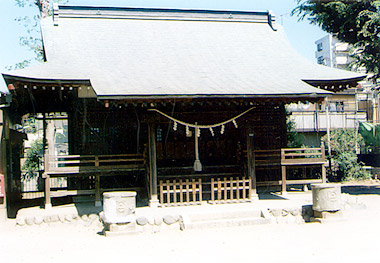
[22,138,44,178]
[287,115,303,148]
[321,129,370,181]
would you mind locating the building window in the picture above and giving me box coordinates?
[317,56,324,65]
[336,101,344,112]
[317,42,323,51]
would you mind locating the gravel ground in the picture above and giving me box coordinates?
[1,186,380,263]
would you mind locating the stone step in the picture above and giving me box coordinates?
[187,209,263,222]
[183,217,271,230]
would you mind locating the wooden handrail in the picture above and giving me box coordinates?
[45,154,145,174]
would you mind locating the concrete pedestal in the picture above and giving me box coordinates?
[102,191,137,236]
[311,183,343,223]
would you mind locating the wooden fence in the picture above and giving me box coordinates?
[159,177,251,206]
[210,177,251,204]
[159,179,202,206]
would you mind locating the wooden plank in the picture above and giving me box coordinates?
[198,178,202,203]
[179,180,183,204]
[236,179,240,200]
[50,189,96,197]
[159,180,164,204]
[286,179,323,185]
[192,179,196,202]
[230,177,234,200]
[281,159,325,165]
[283,152,322,157]
[166,180,170,204]
[211,178,215,203]
[282,147,322,152]
[173,180,177,204]
[217,179,221,200]
[186,179,190,203]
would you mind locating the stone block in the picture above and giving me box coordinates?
[50,214,59,223]
[154,216,163,226]
[163,215,177,225]
[34,216,44,225]
[290,208,299,216]
[25,217,34,226]
[271,209,282,217]
[136,216,148,226]
[16,217,25,226]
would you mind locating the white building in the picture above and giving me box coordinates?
[289,35,375,147]
[315,34,354,70]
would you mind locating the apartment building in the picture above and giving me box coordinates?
[289,35,376,147]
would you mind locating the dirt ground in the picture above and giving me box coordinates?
[1,184,380,263]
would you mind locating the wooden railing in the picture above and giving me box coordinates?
[43,153,145,206]
[45,154,145,175]
[253,146,326,194]
[159,179,202,207]
[210,177,251,204]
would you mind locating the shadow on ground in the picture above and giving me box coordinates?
[342,185,380,195]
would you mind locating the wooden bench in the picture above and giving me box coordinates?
[43,154,145,207]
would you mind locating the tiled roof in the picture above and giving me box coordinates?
[2,6,366,98]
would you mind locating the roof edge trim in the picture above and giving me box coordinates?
[55,5,277,26]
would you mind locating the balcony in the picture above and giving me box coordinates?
[291,111,367,132]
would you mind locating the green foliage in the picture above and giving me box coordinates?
[322,128,365,154]
[22,138,44,176]
[321,129,370,181]
[287,115,303,148]
[293,0,380,79]
[11,0,68,69]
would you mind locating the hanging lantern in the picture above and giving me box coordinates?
[232,119,238,128]
[220,125,225,134]
[173,122,178,131]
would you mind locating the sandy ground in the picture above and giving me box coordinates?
[1,189,380,263]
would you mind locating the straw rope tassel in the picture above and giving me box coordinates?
[194,124,202,172]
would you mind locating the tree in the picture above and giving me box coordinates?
[22,138,44,178]
[8,0,65,70]
[287,114,303,148]
[321,128,370,181]
[292,0,380,80]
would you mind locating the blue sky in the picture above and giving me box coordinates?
[0,0,327,72]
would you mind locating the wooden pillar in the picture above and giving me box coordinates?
[246,125,258,201]
[281,165,287,195]
[148,123,159,208]
[0,109,9,220]
[42,113,52,209]
[94,156,101,207]
[321,143,327,183]
[281,149,287,195]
